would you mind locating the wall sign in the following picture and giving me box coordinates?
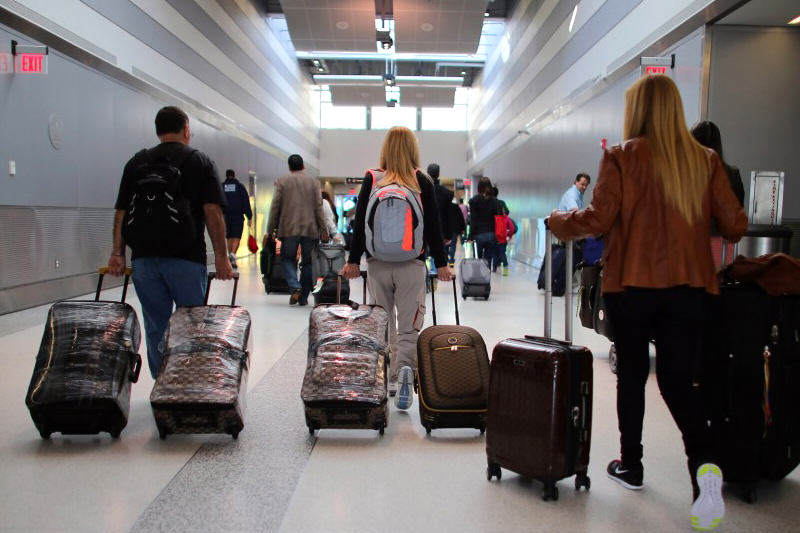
[10,40,48,74]
[640,54,674,77]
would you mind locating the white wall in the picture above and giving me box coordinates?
[319,130,469,178]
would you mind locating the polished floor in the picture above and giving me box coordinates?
[0,255,798,532]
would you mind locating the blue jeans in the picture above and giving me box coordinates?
[474,232,496,269]
[281,236,316,298]
[132,257,207,378]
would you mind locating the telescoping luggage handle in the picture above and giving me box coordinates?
[95,267,142,382]
[428,273,460,326]
[97,266,132,302]
[543,229,574,343]
[205,272,240,306]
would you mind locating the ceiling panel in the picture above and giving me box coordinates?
[331,85,387,105]
[400,86,456,107]
[281,0,377,51]
[717,0,800,26]
[393,0,489,53]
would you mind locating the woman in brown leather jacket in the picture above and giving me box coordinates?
[548,75,746,531]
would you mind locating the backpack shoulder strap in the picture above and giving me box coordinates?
[368,168,384,188]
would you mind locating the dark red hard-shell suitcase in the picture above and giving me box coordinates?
[26,267,142,439]
[416,275,489,434]
[486,234,593,501]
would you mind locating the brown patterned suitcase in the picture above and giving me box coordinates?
[26,267,142,439]
[302,297,389,435]
[150,273,251,439]
[416,276,489,434]
[486,235,593,501]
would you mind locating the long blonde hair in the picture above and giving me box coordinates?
[623,75,710,224]
[377,126,422,192]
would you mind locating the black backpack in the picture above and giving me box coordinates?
[122,148,198,256]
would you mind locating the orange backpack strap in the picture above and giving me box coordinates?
[367,168,384,187]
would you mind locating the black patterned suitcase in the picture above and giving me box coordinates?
[150,273,251,439]
[302,300,389,435]
[26,267,142,439]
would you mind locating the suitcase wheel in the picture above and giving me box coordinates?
[378,424,385,436]
[478,425,485,435]
[308,425,316,436]
[575,472,591,491]
[542,482,559,501]
[110,429,121,439]
[486,463,501,481]
[231,431,239,440]
[38,429,51,440]
[159,430,168,440]
[424,424,432,435]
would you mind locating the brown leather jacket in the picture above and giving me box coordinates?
[549,137,747,295]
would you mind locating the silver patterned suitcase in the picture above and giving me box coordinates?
[150,273,251,439]
[302,301,390,435]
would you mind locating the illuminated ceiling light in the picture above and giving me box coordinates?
[484,12,489,17]
[568,5,578,33]
[461,71,467,75]
[318,68,324,72]
[384,74,396,86]
[335,21,349,30]
[420,22,434,32]
[789,14,800,25]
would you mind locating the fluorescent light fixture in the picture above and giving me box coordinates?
[396,76,463,83]
[313,75,383,81]
[296,51,485,63]
[789,14,800,25]
[484,12,489,18]
[568,5,578,33]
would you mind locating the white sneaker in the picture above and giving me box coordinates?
[691,463,725,531]
[395,366,414,410]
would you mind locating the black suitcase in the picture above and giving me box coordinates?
[261,236,291,294]
[416,275,489,434]
[150,273,251,439]
[537,244,580,297]
[26,268,142,439]
[704,282,800,502]
[487,235,593,501]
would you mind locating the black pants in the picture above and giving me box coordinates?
[605,287,712,477]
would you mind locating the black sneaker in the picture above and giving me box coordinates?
[289,290,301,306]
[607,459,643,490]
[298,296,309,306]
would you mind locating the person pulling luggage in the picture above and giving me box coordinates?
[341,126,453,411]
[107,106,234,379]
[547,75,747,531]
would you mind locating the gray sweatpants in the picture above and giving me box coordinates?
[366,258,427,380]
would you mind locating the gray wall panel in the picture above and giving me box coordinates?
[0,23,293,313]
[708,26,800,218]
[79,0,317,156]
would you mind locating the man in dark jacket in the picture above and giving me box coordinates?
[428,163,453,243]
[222,169,253,269]
[469,177,500,267]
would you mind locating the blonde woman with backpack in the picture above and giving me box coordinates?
[341,127,453,410]
[548,75,746,531]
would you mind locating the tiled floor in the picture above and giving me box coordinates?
[1,256,798,532]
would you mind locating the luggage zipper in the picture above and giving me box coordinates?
[762,345,773,437]
[433,345,471,352]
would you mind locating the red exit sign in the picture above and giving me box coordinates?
[16,53,46,73]
[644,66,668,75]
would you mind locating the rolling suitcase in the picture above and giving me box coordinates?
[261,235,291,294]
[416,274,489,434]
[302,281,390,435]
[460,242,491,300]
[704,282,800,502]
[312,242,349,305]
[26,267,142,439]
[150,273,251,439]
[487,232,593,501]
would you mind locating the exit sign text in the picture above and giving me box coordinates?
[645,66,668,75]
[15,53,46,74]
